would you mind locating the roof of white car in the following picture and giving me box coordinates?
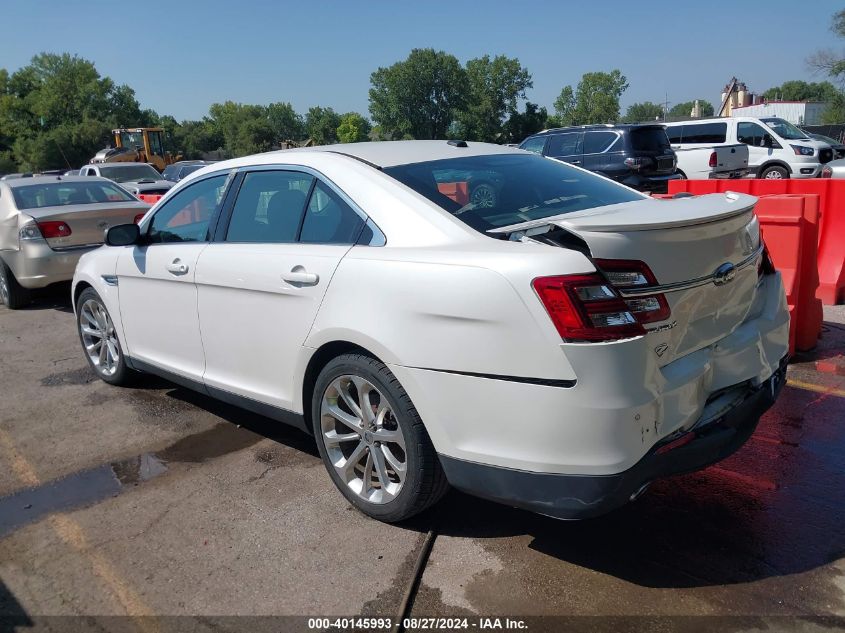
[285,140,524,168]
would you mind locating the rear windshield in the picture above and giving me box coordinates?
[629,127,672,152]
[98,165,162,182]
[12,181,136,210]
[383,153,642,233]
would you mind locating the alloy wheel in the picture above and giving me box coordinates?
[470,184,496,208]
[79,298,120,377]
[764,170,784,179]
[320,375,407,504]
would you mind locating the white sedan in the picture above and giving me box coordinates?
[72,141,789,522]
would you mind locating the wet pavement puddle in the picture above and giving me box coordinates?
[0,423,262,538]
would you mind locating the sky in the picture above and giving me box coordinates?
[0,0,842,122]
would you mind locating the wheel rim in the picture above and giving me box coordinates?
[765,170,784,179]
[320,375,407,504]
[79,298,120,377]
[0,268,8,306]
[470,184,496,208]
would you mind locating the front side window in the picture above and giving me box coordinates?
[546,133,583,157]
[148,174,228,243]
[226,171,313,243]
[737,122,772,147]
[119,131,145,150]
[300,181,365,244]
[384,153,643,233]
[11,181,135,210]
[519,136,547,154]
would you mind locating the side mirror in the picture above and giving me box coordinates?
[105,223,140,247]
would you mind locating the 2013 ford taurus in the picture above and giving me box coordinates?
[71,141,789,522]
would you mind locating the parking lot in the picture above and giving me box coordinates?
[1,286,844,631]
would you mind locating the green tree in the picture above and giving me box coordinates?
[553,70,628,126]
[808,9,845,81]
[502,102,548,143]
[623,101,664,123]
[457,55,532,142]
[305,106,341,145]
[337,112,371,143]
[668,100,715,119]
[267,101,305,142]
[762,80,839,102]
[369,48,466,139]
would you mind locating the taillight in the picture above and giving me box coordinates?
[532,274,646,342]
[821,165,833,178]
[709,151,717,168]
[594,259,671,324]
[134,213,146,224]
[36,221,72,238]
[624,157,653,171]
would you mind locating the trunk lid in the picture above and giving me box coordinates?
[24,201,149,249]
[497,192,763,365]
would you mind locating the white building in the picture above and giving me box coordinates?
[730,101,827,125]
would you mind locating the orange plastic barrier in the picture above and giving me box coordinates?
[754,195,823,353]
[436,181,469,205]
[668,179,845,304]
[137,193,163,205]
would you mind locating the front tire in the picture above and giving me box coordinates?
[76,287,133,386]
[0,260,30,310]
[760,165,789,179]
[312,353,448,522]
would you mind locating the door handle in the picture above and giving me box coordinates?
[570,160,582,165]
[282,266,319,286]
[166,259,189,275]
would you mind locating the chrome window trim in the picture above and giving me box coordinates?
[617,244,764,298]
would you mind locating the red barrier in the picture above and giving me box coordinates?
[668,179,845,304]
[754,195,822,353]
[137,193,163,205]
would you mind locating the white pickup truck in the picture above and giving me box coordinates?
[665,122,749,179]
[673,143,749,180]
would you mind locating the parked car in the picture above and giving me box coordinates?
[663,121,750,179]
[0,176,149,309]
[664,117,833,179]
[807,132,845,159]
[162,160,216,183]
[72,141,789,522]
[79,162,174,198]
[519,124,681,193]
[821,157,845,178]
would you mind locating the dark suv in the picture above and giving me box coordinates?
[519,124,681,193]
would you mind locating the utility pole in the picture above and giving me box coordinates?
[662,93,670,122]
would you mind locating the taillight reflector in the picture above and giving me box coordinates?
[134,213,146,224]
[532,274,646,342]
[36,221,72,238]
[709,151,717,168]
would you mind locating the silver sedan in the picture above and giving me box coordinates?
[822,158,845,178]
[0,175,149,309]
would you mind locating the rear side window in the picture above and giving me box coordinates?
[11,181,135,210]
[629,127,671,152]
[384,153,642,234]
[519,136,547,154]
[672,123,727,144]
[226,171,314,243]
[547,133,583,157]
[148,174,228,243]
[300,181,365,244]
[583,131,619,154]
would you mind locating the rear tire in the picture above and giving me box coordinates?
[312,353,449,522]
[0,260,30,310]
[759,165,789,180]
[76,287,134,386]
